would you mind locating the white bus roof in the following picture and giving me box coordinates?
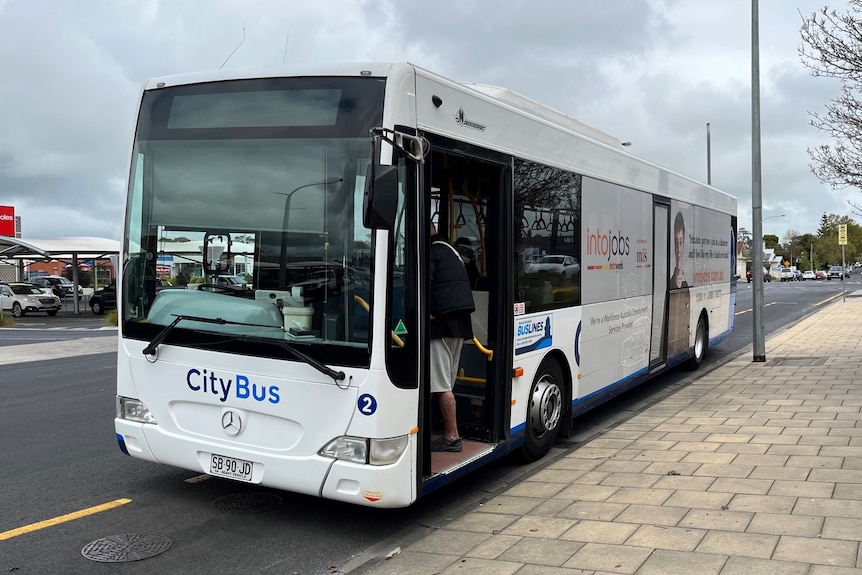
[140,62,735,215]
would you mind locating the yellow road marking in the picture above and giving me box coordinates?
[815,293,844,306]
[736,292,843,317]
[0,498,131,541]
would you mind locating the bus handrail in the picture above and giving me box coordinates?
[472,337,493,360]
[353,294,404,347]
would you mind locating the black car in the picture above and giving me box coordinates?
[89,282,117,315]
[33,275,84,300]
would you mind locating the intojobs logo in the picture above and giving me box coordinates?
[586,227,632,270]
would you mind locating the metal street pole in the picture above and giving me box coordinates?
[751,0,766,362]
[275,177,343,289]
[706,122,712,186]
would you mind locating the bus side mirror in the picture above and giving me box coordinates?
[363,164,398,229]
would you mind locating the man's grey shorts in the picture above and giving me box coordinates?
[430,337,464,393]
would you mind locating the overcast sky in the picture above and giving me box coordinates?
[0,0,851,242]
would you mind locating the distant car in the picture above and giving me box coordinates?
[802,270,816,281]
[779,268,795,282]
[32,275,84,300]
[89,282,117,315]
[0,282,62,317]
[23,271,49,282]
[827,266,845,280]
[526,255,580,279]
[815,270,827,280]
[216,275,250,289]
[746,269,771,283]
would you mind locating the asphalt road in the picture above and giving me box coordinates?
[0,277,856,574]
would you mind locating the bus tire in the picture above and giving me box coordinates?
[688,313,708,370]
[519,359,565,462]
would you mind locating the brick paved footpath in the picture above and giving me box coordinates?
[356,295,862,575]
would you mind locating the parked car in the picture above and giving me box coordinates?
[827,266,846,280]
[815,270,827,280]
[216,275,251,289]
[746,269,771,283]
[23,271,49,282]
[525,255,580,279]
[779,268,795,282]
[801,270,816,281]
[89,282,117,315]
[32,275,84,300]
[0,282,62,317]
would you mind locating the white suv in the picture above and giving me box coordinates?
[827,266,846,280]
[0,282,62,317]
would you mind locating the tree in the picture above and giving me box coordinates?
[782,229,806,267]
[763,234,780,250]
[800,2,862,201]
[813,212,861,266]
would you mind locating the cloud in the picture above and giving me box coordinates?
[0,0,851,242]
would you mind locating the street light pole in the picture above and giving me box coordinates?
[751,0,766,362]
[706,122,712,186]
[275,177,343,289]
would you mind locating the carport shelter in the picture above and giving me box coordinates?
[0,237,120,315]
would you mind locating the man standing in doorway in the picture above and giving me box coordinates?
[429,223,475,452]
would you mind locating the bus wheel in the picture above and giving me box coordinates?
[520,360,564,462]
[688,314,708,370]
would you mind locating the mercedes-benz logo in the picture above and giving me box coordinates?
[221,410,242,437]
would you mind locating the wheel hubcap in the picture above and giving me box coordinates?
[529,376,562,438]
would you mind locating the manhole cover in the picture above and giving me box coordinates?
[212,492,282,515]
[82,533,172,563]
[767,356,827,367]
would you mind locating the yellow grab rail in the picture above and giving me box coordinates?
[353,295,404,347]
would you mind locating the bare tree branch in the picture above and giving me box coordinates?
[800,1,862,189]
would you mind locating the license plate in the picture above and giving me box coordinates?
[209,454,254,482]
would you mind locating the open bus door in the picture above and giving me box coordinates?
[421,145,511,484]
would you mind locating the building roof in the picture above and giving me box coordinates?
[0,236,120,260]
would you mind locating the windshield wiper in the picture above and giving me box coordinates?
[245,336,346,383]
[142,314,280,356]
[142,314,346,383]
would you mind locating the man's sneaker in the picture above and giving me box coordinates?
[430,436,462,452]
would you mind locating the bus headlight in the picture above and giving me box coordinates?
[117,397,156,424]
[319,435,408,466]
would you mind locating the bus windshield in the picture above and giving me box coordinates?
[122,77,385,367]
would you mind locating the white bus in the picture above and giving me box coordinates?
[115,62,737,507]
